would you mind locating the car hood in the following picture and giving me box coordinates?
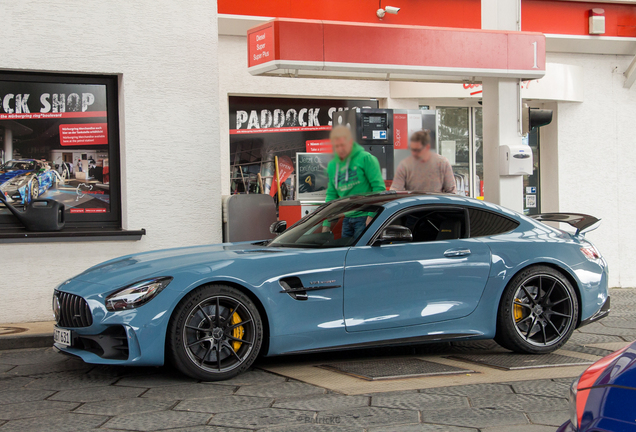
[0,169,31,185]
[67,241,285,291]
[595,342,636,390]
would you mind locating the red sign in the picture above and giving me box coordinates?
[248,25,274,68]
[306,138,332,153]
[0,111,107,120]
[59,123,108,146]
[270,155,295,197]
[248,19,546,79]
[393,114,408,150]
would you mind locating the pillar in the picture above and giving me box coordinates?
[3,128,12,164]
[481,0,524,212]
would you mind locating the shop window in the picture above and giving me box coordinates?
[228,96,378,200]
[436,106,483,198]
[468,208,519,237]
[0,72,125,234]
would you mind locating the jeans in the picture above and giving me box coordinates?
[342,216,367,240]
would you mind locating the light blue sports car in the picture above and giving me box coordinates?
[52,192,610,380]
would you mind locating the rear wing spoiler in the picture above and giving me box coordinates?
[530,213,601,236]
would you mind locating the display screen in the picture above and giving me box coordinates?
[0,74,120,226]
[368,116,383,124]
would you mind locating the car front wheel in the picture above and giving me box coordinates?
[29,178,39,201]
[167,284,263,381]
[495,265,578,354]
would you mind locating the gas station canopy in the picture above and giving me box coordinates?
[248,19,546,83]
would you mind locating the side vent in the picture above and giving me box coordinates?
[279,277,308,301]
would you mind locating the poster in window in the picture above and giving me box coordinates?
[0,81,112,217]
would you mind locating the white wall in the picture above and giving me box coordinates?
[218,35,392,194]
[0,0,220,323]
[548,52,636,287]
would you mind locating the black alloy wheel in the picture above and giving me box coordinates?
[168,284,263,381]
[495,265,578,354]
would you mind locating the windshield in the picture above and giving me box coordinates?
[1,160,36,171]
[269,200,383,248]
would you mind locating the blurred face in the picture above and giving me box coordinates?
[410,140,431,161]
[332,134,354,160]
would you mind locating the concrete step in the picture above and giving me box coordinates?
[0,321,54,350]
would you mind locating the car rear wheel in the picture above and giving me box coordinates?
[495,265,578,354]
[167,284,263,381]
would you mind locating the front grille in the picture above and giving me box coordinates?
[56,291,93,328]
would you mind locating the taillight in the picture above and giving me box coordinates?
[581,244,601,261]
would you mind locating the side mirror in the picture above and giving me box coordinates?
[270,220,287,235]
[374,225,412,246]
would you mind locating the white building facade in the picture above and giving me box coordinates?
[1,2,636,324]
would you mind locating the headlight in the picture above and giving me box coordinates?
[569,376,580,429]
[105,277,173,311]
[52,293,61,322]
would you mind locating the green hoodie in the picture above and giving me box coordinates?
[325,142,386,202]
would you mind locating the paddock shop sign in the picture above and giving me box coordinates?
[0,82,107,119]
[229,97,377,134]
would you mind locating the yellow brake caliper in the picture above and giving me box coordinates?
[231,311,244,351]
[514,298,524,322]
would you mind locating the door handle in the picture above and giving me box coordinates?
[444,249,471,257]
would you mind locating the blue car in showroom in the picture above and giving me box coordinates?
[52,192,610,380]
[559,341,636,432]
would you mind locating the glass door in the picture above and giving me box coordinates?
[431,106,539,208]
[437,107,471,196]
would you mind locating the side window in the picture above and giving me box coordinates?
[391,208,467,243]
[468,208,519,237]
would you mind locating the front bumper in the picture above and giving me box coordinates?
[1,187,21,203]
[53,285,175,367]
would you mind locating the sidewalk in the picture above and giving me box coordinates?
[0,321,54,350]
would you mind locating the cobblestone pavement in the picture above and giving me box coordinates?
[0,289,634,432]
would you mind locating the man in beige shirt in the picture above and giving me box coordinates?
[391,130,457,193]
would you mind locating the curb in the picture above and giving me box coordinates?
[0,334,52,351]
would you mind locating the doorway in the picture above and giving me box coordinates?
[432,106,540,214]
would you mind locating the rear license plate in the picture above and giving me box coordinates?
[54,327,71,347]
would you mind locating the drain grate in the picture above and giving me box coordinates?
[447,352,593,370]
[317,358,474,381]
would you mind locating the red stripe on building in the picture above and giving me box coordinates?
[0,111,107,120]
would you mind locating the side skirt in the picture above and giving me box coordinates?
[279,332,483,356]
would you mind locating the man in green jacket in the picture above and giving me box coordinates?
[324,125,386,239]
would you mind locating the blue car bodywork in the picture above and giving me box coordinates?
[53,193,610,367]
[559,341,636,432]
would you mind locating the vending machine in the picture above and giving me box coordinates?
[334,108,395,179]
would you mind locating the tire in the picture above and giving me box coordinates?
[29,178,39,201]
[495,265,578,354]
[167,284,263,381]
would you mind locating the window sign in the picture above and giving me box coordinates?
[296,152,332,200]
[0,73,121,228]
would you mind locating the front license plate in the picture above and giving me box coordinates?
[54,327,72,347]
